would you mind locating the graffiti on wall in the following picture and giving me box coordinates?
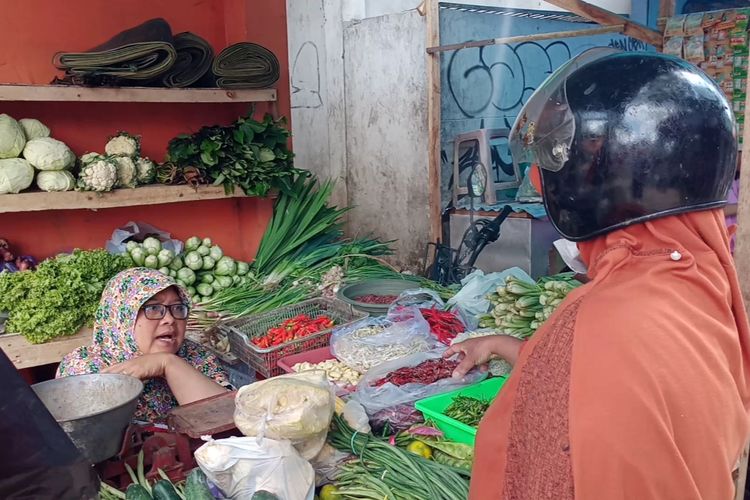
[291,41,323,109]
[446,41,575,119]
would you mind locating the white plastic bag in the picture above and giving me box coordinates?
[446,267,533,318]
[353,349,487,415]
[105,221,183,255]
[331,310,437,373]
[194,436,314,500]
[233,371,335,460]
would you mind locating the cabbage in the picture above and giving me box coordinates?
[0,114,26,159]
[112,155,137,188]
[23,138,75,171]
[19,118,50,141]
[0,158,34,194]
[36,170,75,192]
[105,132,139,157]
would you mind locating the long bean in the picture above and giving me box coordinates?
[329,414,469,500]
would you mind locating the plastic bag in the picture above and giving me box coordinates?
[331,310,437,373]
[369,404,425,434]
[353,349,487,415]
[446,267,533,318]
[309,443,351,487]
[194,436,314,500]
[342,400,371,434]
[388,289,475,337]
[233,371,335,460]
[105,221,183,255]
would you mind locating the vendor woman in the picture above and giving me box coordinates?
[57,268,228,423]
[448,49,750,498]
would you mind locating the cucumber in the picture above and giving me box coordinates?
[151,480,180,500]
[251,491,281,500]
[125,484,153,500]
[184,468,213,500]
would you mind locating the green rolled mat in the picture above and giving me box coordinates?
[161,32,214,88]
[53,18,176,85]
[212,42,280,89]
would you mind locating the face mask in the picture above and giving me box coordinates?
[553,238,588,275]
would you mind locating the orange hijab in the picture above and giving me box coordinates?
[470,209,750,499]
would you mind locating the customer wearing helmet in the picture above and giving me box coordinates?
[446,49,750,499]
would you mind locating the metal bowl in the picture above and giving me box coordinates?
[32,373,143,464]
[337,279,421,315]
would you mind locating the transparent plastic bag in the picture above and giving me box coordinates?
[105,221,183,255]
[447,268,533,318]
[331,310,437,373]
[353,349,487,415]
[233,371,335,460]
[369,404,425,434]
[389,288,476,336]
[194,436,314,500]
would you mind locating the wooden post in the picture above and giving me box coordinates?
[543,0,663,48]
[426,0,442,245]
[659,0,676,19]
[427,24,625,54]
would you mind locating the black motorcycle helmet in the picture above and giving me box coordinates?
[510,48,737,241]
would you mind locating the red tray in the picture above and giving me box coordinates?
[277,346,336,374]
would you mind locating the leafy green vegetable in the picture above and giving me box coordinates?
[166,110,300,196]
[0,249,128,343]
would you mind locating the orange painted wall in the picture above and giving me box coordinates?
[0,0,290,261]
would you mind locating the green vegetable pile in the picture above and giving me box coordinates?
[123,236,251,304]
[0,249,128,343]
[443,395,492,428]
[328,414,470,500]
[99,450,213,500]
[478,273,581,337]
[165,109,299,196]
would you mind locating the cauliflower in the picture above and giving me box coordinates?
[0,114,26,159]
[23,137,75,171]
[105,132,140,157]
[19,118,50,141]
[0,158,34,193]
[77,156,117,192]
[135,157,156,184]
[112,155,138,188]
[36,170,75,192]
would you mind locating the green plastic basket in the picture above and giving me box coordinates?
[414,376,508,446]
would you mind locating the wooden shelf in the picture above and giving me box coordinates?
[0,84,276,103]
[1,328,90,369]
[0,184,257,213]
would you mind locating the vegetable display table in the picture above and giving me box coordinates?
[0,328,89,369]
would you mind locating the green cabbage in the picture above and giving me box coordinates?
[0,114,26,159]
[23,137,75,171]
[0,158,34,194]
[19,118,51,141]
[36,170,75,192]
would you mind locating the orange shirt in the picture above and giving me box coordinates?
[471,209,750,499]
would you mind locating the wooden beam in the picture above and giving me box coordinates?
[659,0,676,19]
[428,24,625,54]
[543,0,663,49]
[426,0,442,245]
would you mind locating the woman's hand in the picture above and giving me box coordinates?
[444,335,525,378]
[102,353,174,380]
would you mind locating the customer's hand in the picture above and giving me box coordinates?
[102,353,174,380]
[444,335,525,378]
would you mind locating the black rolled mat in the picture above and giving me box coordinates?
[211,42,280,89]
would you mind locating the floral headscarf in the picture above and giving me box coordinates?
[57,268,227,423]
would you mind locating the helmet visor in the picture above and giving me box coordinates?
[510,47,621,173]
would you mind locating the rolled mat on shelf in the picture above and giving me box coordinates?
[211,42,280,89]
[52,18,177,85]
[160,32,214,88]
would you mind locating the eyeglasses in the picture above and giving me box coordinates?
[142,303,190,320]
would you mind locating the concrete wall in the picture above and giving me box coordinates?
[343,11,430,269]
